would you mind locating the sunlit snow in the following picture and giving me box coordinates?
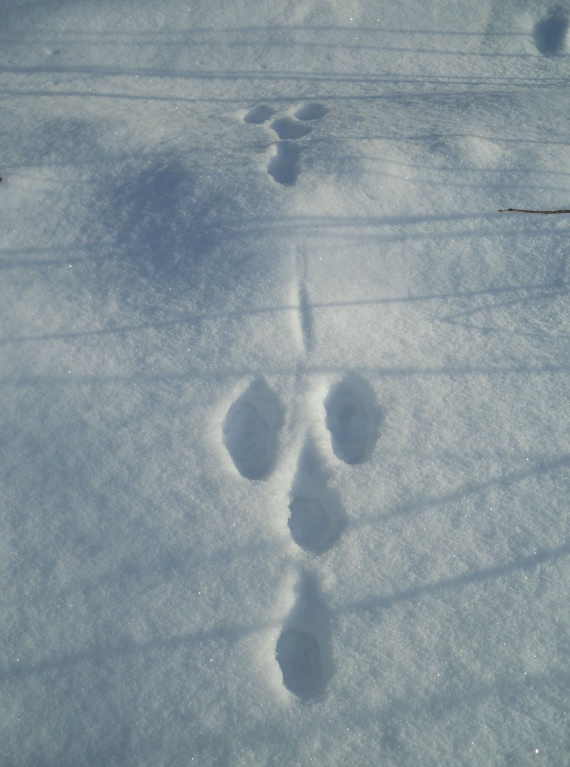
[1,1,569,765]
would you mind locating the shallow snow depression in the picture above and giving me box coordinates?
[1,0,569,765]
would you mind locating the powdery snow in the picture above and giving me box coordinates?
[1,1,569,765]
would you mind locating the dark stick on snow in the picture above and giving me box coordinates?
[498,208,570,214]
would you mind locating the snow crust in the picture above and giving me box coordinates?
[1,0,569,764]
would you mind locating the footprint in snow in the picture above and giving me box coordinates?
[222,378,283,480]
[270,118,313,140]
[275,571,333,702]
[534,10,568,55]
[294,103,328,121]
[267,142,301,186]
[325,375,382,465]
[243,104,276,124]
[287,441,346,555]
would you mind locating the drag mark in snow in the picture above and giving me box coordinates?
[295,244,313,353]
[325,376,382,465]
[222,378,283,480]
[298,284,313,352]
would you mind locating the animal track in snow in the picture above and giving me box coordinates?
[243,101,327,186]
[275,572,333,701]
[325,375,382,465]
[276,630,324,701]
[222,378,283,480]
[288,441,346,555]
[267,142,301,186]
[270,118,312,140]
[243,104,276,124]
[294,102,328,121]
[534,10,568,55]
[288,498,329,551]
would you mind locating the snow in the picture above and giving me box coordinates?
[1,0,569,764]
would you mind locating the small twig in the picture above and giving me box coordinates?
[498,208,570,214]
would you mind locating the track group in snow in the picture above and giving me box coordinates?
[222,371,381,701]
[243,102,328,186]
[219,151,380,699]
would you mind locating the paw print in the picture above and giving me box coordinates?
[222,369,382,701]
[243,101,328,186]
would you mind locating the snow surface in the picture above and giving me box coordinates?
[1,0,570,764]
